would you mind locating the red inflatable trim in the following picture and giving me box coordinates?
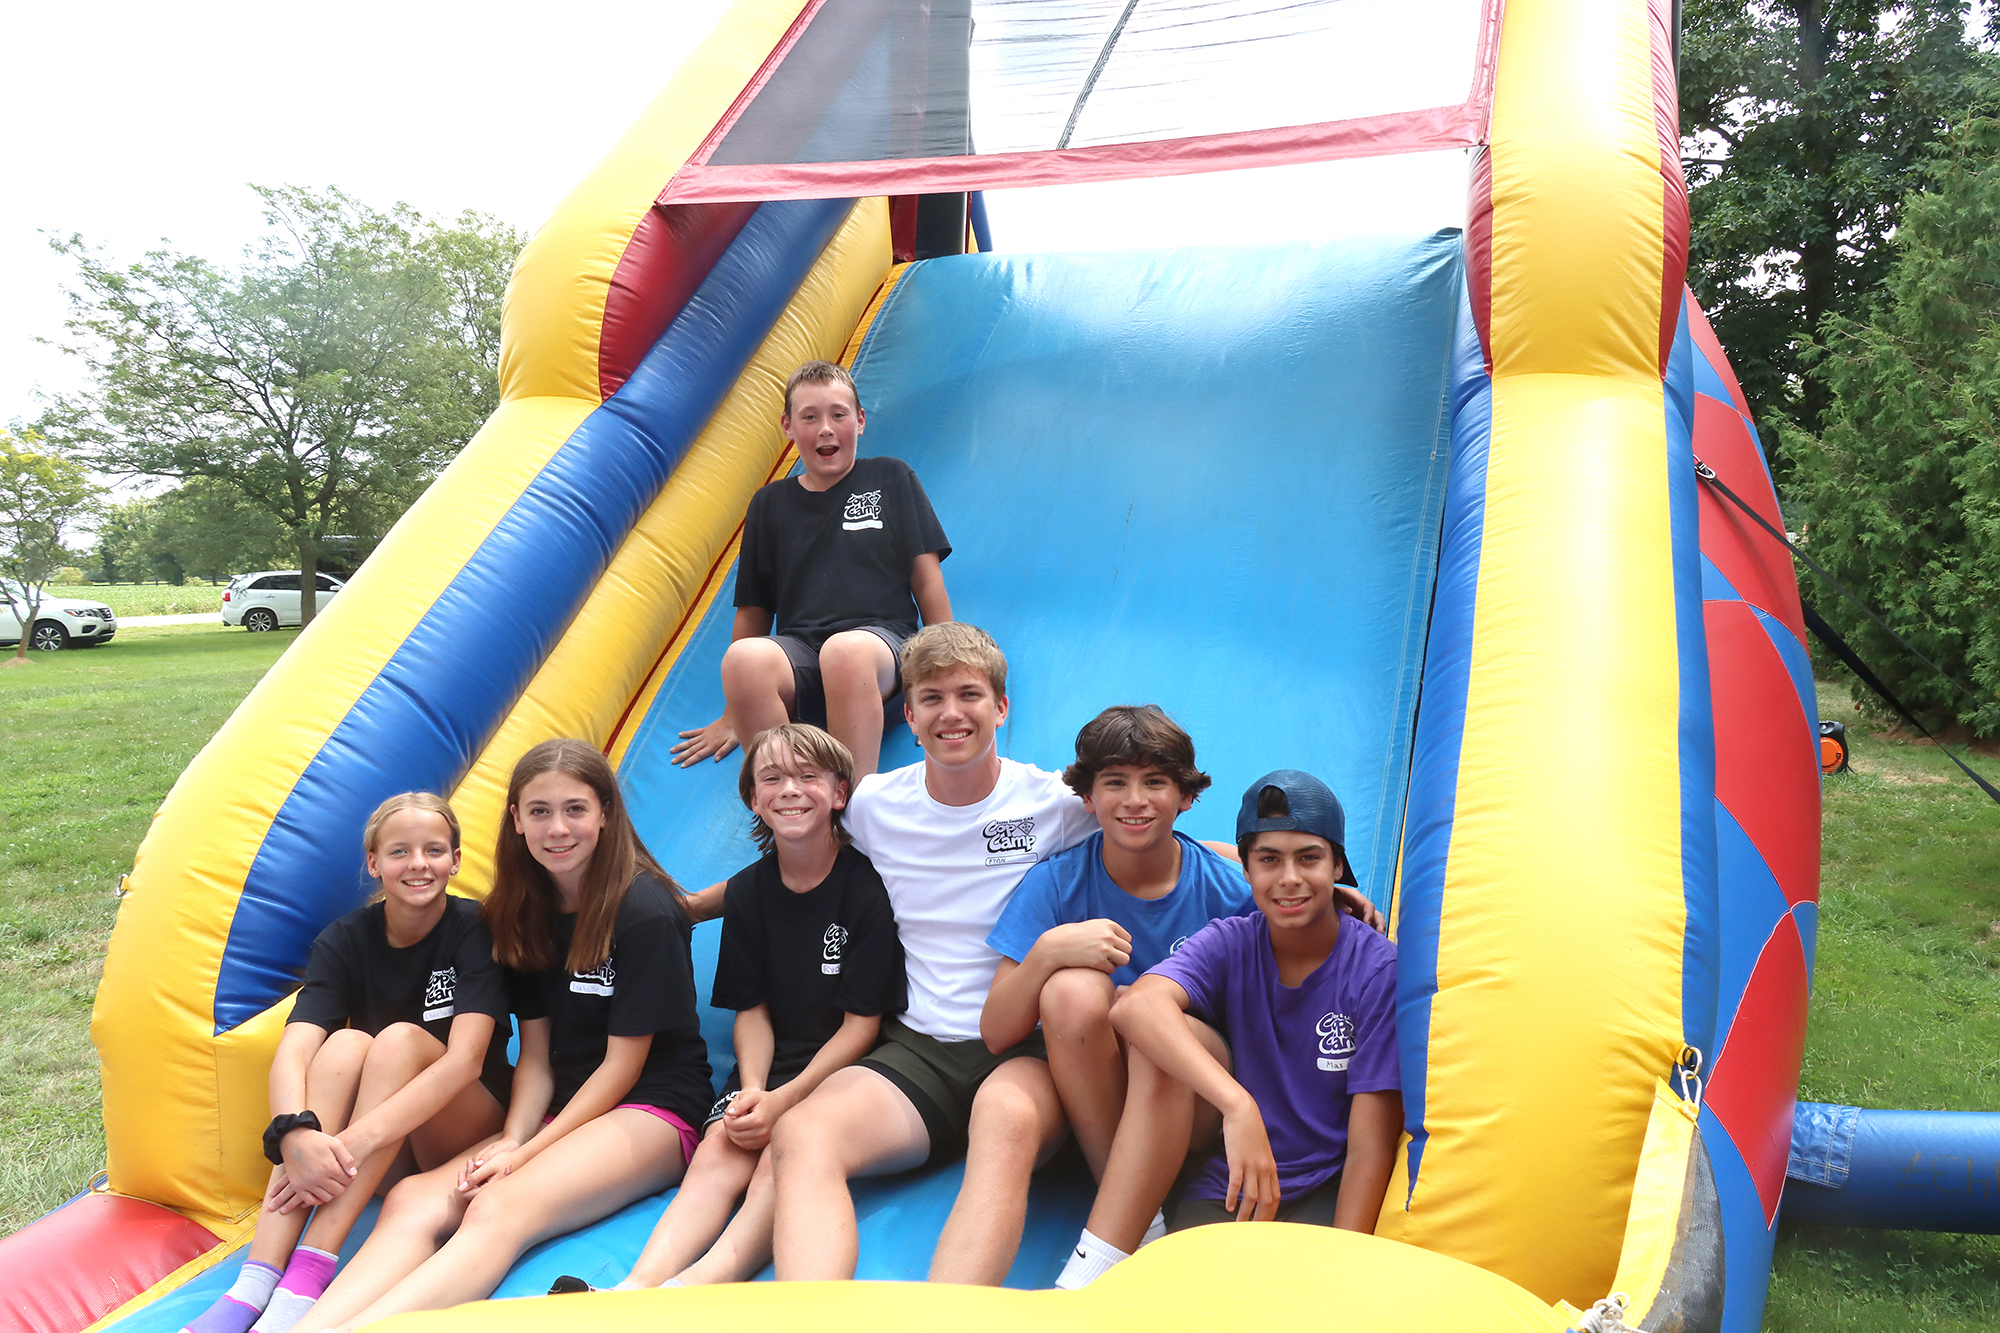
[1706,913,1811,1225]
[1685,297,1751,417]
[1650,0,1688,376]
[598,201,761,401]
[1694,395,1806,646]
[661,103,1488,204]
[0,1193,219,1333]
[1706,601,1821,908]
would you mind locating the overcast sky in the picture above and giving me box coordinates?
[4,0,1466,427]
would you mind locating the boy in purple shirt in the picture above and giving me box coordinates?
[1055,770,1401,1288]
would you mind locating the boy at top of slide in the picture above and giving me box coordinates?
[672,359,952,779]
[766,623,1099,1285]
[1056,769,1401,1289]
[980,706,1253,1185]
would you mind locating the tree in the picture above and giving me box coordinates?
[0,428,103,664]
[93,482,294,586]
[44,186,523,624]
[1679,0,1998,474]
[1785,113,2000,736]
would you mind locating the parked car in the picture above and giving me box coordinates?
[1,578,118,650]
[221,571,345,631]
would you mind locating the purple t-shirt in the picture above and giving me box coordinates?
[1148,912,1399,1202]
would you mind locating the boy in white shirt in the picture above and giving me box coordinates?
[767,623,1096,1284]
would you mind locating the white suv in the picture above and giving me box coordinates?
[1,579,118,650]
[221,571,345,631]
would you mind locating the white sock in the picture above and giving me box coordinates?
[661,1279,685,1288]
[1140,1209,1167,1247]
[1054,1228,1129,1290]
[250,1247,338,1333]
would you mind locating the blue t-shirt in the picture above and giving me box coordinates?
[1149,912,1399,1202]
[985,831,1252,987]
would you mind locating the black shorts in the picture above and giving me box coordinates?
[770,626,910,732]
[857,1016,1048,1167]
[1168,1170,1344,1231]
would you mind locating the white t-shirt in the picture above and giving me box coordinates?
[845,757,1095,1041]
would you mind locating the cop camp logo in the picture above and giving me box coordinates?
[982,816,1037,865]
[423,967,457,1021]
[1316,1012,1357,1072]
[841,489,884,531]
[570,959,616,997]
[821,924,848,975]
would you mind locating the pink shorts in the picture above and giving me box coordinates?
[617,1103,702,1167]
[536,1105,701,1167]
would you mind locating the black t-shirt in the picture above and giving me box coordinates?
[733,455,950,649]
[711,845,906,1086]
[506,871,712,1127]
[289,895,512,1098]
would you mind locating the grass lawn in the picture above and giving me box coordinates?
[1762,683,2000,1332]
[0,624,291,1233]
[1,640,1997,1331]
[43,583,228,618]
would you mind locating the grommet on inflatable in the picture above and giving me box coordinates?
[10,3,1980,1333]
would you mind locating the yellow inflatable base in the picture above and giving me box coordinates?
[372,1227,1570,1333]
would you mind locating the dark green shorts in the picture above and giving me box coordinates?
[1168,1170,1344,1231]
[858,1015,1048,1165]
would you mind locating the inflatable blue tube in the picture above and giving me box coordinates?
[211,197,853,1031]
[1787,1103,2000,1232]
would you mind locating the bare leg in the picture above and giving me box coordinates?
[818,631,897,780]
[929,1057,1067,1286]
[332,1109,686,1325]
[674,1147,778,1285]
[719,638,796,746]
[297,1025,500,1256]
[1039,969,1126,1181]
[771,1066,929,1280]
[1083,1017,1229,1253]
[622,1124,759,1287]
[295,1156,480,1333]
[244,1031,374,1269]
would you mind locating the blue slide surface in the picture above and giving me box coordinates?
[103,233,1468,1326]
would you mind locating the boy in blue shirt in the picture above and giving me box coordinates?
[981,706,1252,1186]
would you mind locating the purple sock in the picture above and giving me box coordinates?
[249,1247,338,1333]
[181,1261,281,1333]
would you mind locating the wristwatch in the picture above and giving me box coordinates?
[263,1110,323,1165]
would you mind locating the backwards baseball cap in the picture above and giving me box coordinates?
[1235,769,1358,886]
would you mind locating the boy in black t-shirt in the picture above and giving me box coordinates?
[557,723,903,1291]
[672,359,951,779]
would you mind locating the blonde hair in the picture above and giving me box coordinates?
[483,739,682,973]
[737,724,856,855]
[900,622,1007,698]
[362,792,460,904]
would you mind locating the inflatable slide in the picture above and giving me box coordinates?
[0,2,1856,1332]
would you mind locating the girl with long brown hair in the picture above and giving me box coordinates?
[295,741,709,1332]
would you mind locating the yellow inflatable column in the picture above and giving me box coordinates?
[1380,0,1688,1306]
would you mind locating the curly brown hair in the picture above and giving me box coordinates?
[1062,704,1212,801]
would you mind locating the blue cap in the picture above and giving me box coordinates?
[1235,770,1358,886]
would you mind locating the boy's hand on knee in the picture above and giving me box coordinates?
[722,1087,781,1151]
[1034,920,1133,974]
[672,715,739,766]
[1220,1104,1280,1223]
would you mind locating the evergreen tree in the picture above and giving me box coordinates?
[1679,0,1997,474]
[1787,113,2000,735]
